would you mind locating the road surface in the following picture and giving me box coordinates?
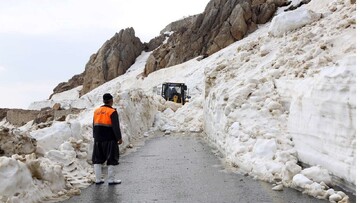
[63,133,329,203]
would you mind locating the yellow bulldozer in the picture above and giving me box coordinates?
[161,82,190,105]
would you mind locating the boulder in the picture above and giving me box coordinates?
[0,127,37,156]
[52,103,61,110]
[6,109,40,126]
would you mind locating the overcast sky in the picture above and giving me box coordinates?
[0,0,209,109]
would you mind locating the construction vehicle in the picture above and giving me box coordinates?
[161,82,190,105]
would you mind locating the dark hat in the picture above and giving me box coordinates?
[103,93,113,102]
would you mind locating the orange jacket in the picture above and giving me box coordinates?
[93,106,116,127]
[93,105,122,142]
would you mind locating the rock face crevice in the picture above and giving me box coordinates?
[144,0,289,76]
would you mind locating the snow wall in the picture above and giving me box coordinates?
[203,0,356,193]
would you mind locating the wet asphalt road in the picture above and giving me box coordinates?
[63,134,329,203]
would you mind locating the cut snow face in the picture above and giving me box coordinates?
[288,55,356,186]
[203,0,355,201]
[0,0,355,202]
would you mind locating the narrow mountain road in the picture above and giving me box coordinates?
[63,134,328,203]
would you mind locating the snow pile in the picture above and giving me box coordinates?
[0,154,75,203]
[29,86,88,110]
[269,8,321,37]
[30,121,81,153]
[0,0,355,202]
[136,53,207,133]
[0,87,162,202]
[0,157,33,197]
[153,96,204,133]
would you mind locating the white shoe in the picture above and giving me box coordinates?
[108,179,122,185]
[107,165,121,185]
[95,179,105,185]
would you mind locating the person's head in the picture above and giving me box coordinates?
[103,93,113,106]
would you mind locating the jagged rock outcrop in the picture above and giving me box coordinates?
[51,73,84,99]
[81,27,144,95]
[160,14,199,34]
[51,27,144,96]
[144,0,289,76]
[145,16,200,53]
[144,34,167,52]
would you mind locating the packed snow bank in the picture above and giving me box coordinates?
[0,51,168,202]
[203,0,355,201]
[0,88,162,202]
[288,55,356,189]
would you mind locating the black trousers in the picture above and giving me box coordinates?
[92,140,120,165]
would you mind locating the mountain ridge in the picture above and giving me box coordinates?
[51,0,289,97]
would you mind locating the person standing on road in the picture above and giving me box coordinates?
[92,93,123,185]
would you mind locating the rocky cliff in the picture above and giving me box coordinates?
[81,27,144,95]
[52,27,144,96]
[51,0,289,96]
[143,0,289,76]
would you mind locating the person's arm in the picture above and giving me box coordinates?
[92,115,95,138]
[110,110,122,143]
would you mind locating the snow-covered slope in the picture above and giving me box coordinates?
[0,0,355,202]
[204,0,356,197]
